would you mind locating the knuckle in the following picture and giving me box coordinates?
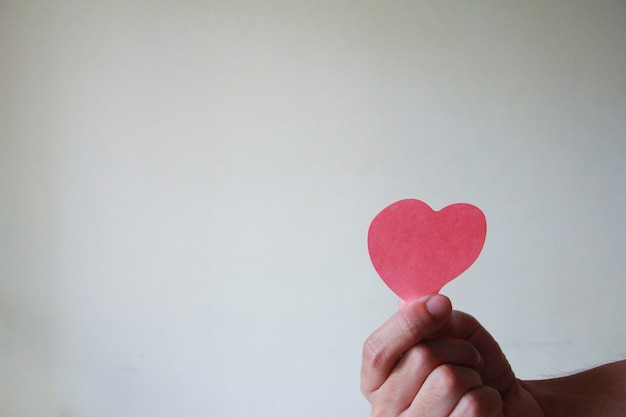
[362,335,390,372]
[431,364,480,392]
[401,343,437,370]
[433,364,464,389]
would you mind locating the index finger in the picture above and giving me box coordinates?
[360,294,452,394]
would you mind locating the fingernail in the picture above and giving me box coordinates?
[425,294,451,319]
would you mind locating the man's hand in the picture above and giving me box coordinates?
[360,294,545,417]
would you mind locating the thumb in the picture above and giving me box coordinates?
[361,294,452,393]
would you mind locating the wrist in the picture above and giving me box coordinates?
[519,360,626,417]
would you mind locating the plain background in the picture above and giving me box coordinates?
[1,1,625,416]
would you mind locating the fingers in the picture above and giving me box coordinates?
[361,296,510,417]
[409,364,483,416]
[371,363,503,417]
[445,311,516,396]
[448,385,503,417]
[407,367,502,417]
[371,338,483,415]
[361,294,452,395]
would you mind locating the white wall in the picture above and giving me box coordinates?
[1,1,625,416]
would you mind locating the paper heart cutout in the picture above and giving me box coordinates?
[368,199,486,302]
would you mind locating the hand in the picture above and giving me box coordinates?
[360,294,545,417]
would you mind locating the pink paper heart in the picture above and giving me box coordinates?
[368,199,486,302]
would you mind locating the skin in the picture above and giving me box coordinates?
[361,294,626,417]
